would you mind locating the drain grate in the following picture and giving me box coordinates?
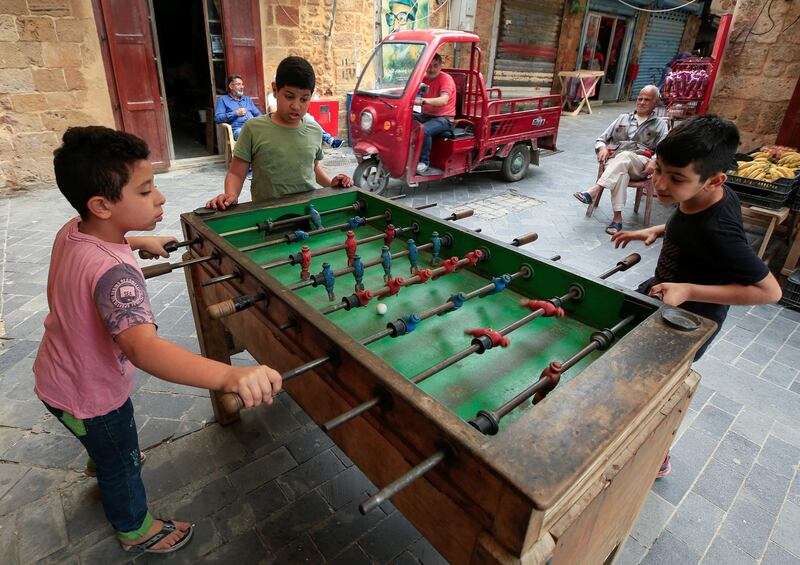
[454,190,542,220]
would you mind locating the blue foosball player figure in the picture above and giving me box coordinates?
[352,255,365,291]
[407,239,419,274]
[308,204,323,230]
[322,262,335,301]
[381,245,393,283]
[431,231,442,265]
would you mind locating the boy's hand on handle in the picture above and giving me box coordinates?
[137,236,179,260]
[205,193,239,210]
[223,365,282,408]
[611,226,659,249]
[330,174,353,189]
[649,282,691,307]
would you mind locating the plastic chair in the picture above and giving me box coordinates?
[585,162,656,226]
[219,123,235,167]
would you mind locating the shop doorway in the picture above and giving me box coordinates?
[579,12,633,102]
[151,0,215,159]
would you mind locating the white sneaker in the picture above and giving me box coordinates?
[416,162,428,174]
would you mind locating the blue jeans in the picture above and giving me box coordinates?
[413,114,452,165]
[44,398,149,534]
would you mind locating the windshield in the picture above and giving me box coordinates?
[355,42,426,98]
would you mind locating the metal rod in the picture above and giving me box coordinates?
[202,272,239,287]
[220,355,331,413]
[219,201,365,237]
[321,396,381,431]
[358,451,446,514]
[288,242,434,291]
[260,228,408,271]
[597,253,640,280]
[321,251,483,316]
[239,213,388,253]
[360,270,526,346]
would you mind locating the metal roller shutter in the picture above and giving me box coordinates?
[492,0,566,89]
[631,11,688,97]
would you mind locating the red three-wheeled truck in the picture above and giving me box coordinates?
[350,29,562,194]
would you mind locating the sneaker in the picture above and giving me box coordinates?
[656,454,671,479]
[330,138,344,149]
[416,162,428,174]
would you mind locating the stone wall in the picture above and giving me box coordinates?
[708,0,800,149]
[0,0,114,193]
[259,1,449,129]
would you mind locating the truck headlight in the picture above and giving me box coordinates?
[360,111,373,132]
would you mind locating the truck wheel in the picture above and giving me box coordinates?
[501,144,531,182]
[354,159,390,195]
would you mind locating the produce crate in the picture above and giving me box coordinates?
[727,150,800,210]
[780,269,800,311]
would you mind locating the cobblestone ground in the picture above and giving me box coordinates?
[1,103,798,564]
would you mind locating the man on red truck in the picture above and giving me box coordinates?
[414,53,456,174]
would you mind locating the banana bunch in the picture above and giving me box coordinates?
[733,157,797,182]
[777,151,800,168]
[732,146,800,182]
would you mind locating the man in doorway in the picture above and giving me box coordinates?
[573,85,669,235]
[214,75,262,140]
[414,53,456,174]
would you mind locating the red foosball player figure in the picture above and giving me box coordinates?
[345,230,357,266]
[300,245,312,280]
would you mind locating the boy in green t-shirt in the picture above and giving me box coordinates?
[206,57,352,209]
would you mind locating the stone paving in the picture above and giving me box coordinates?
[0,102,798,564]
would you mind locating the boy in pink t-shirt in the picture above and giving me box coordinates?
[34,126,282,554]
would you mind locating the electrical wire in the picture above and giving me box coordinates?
[615,0,698,13]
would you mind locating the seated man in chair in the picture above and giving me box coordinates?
[214,74,262,141]
[414,53,456,174]
[574,85,668,234]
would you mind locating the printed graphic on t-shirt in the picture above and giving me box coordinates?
[654,237,679,284]
[94,263,155,337]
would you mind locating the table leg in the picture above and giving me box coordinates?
[580,79,593,115]
[783,219,800,275]
[183,255,240,425]
[759,218,778,259]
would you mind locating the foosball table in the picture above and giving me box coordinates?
[159,189,713,564]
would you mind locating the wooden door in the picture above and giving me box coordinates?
[777,76,800,148]
[96,0,170,171]
[221,0,266,112]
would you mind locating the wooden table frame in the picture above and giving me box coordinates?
[558,70,605,116]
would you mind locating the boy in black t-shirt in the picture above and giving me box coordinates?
[611,115,782,477]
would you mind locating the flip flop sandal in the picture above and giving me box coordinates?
[573,191,593,205]
[605,222,623,235]
[121,519,194,554]
[85,451,146,477]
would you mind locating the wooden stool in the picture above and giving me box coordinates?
[740,205,790,260]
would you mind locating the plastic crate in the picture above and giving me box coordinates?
[780,269,800,311]
[727,151,800,210]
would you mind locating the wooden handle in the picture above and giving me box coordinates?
[512,232,539,247]
[138,249,158,260]
[142,262,173,279]
[220,392,244,414]
[618,253,641,270]
[208,299,236,320]
[450,209,474,220]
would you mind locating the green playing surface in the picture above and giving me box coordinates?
[204,192,641,431]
